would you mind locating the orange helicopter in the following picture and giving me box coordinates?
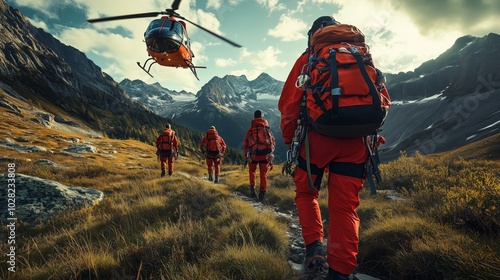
[87,0,242,80]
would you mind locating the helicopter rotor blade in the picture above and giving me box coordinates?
[171,0,181,11]
[180,17,242,48]
[87,12,161,23]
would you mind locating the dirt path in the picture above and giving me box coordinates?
[178,172,380,280]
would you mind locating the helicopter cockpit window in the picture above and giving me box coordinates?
[145,19,183,35]
[170,21,185,38]
[146,19,163,31]
[145,19,185,54]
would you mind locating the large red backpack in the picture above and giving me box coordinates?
[158,130,174,151]
[205,129,222,158]
[247,125,274,156]
[300,23,391,138]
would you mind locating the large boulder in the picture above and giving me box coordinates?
[0,174,103,225]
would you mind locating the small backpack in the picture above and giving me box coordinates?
[205,130,222,158]
[299,23,391,138]
[247,125,274,156]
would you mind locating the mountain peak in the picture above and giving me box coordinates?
[253,72,274,82]
[484,32,500,45]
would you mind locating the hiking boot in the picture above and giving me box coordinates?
[161,169,166,177]
[208,173,213,181]
[249,186,257,198]
[214,174,219,183]
[324,268,350,280]
[258,190,266,202]
[168,170,173,176]
[305,240,326,270]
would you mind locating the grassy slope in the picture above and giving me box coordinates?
[1,88,499,279]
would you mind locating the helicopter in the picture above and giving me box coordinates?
[87,0,242,80]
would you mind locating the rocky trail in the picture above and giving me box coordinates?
[184,172,381,280]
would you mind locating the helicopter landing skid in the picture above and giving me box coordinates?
[137,58,156,78]
[186,60,206,81]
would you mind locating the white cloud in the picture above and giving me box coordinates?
[256,0,285,11]
[194,9,224,36]
[11,0,58,18]
[27,16,50,31]
[230,46,286,80]
[215,58,237,67]
[206,0,222,10]
[190,41,208,64]
[306,0,463,73]
[268,14,308,42]
[240,48,252,58]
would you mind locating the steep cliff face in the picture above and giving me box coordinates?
[0,1,155,138]
[386,34,500,101]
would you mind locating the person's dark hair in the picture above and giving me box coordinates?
[254,110,262,118]
[165,124,171,129]
[307,16,339,46]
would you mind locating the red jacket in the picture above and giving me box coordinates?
[278,50,309,144]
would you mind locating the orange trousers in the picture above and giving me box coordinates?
[160,156,174,173]
[248,156,270,192]
[205,157,222,175]
[294,131,367,275]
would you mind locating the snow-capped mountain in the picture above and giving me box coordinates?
[120,73,286,160]
[119,78,196,117]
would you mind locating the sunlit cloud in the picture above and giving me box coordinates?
[206,0,222,10]
[215,58,237,67]
[268,14,307,42]
[256,0,285,12]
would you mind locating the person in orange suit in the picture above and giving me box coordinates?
[243,110,276,202]
[199,126,226,183]
[278,16,384,280]
[155,124,178,177]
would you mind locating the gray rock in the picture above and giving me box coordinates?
[0,174,103,225]
[0,140,47,153]
[35,159,67,168]
[34,111,54,122]
[0,97,21,113]
[68,137,80,143]
[0,156,17,163]
[66,144,98,153]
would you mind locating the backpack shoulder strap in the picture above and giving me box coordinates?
[350,47,380,108]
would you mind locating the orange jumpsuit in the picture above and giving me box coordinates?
[155,128,178,174]
[199,128,226,177]
[278,51,368,275]
[243,118,276,192]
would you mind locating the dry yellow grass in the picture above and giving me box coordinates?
[0,108,299,280]
[2,91,500,279]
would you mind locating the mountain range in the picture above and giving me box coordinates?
[120,73,285,159]
[1,0,499,163]
[119,33,500,162]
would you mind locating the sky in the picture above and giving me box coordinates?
[5,0,500,93]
